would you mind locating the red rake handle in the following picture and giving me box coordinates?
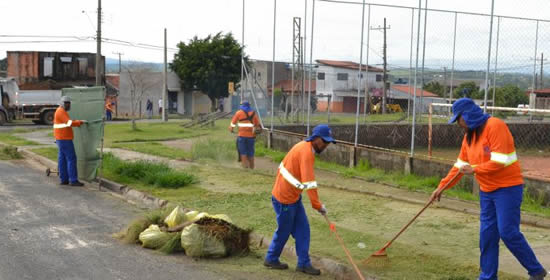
[323,214,366,280]
[380,172,460,251]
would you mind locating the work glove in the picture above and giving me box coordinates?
[317,204,327,215]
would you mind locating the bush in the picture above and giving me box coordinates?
[105,153,197,189]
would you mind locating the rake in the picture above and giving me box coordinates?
[323,214,366,280]
[364,172,460,263]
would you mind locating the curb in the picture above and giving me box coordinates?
[19,148,362,279]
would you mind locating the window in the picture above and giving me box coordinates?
[376,74,382,82]
[317,72,325,80]
[43,57,54,77]
[337,73,348,81]
[60,57,72,63]
[78,58,88,75]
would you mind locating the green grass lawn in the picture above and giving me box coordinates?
[111,142,192,160]
[103,122,212,146]
[0,133,39,146]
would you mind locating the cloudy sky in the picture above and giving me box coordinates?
[2,0,550,72]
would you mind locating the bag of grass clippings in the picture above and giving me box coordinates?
[139,224,172,249]
[164,206,186,228]
[180,224,227,258]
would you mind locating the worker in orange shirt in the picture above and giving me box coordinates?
[105,101,113,121]
[431,98,547,280]
[54,96,87,187]
[264,124,335,276]
[229,101,261,169]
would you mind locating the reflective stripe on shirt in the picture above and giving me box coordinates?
[53,120,73,129]
[490,151,517,166]
[237,123,254,127]
[279,162,318,190]
[230,122,236,128]
[453,158,470,169]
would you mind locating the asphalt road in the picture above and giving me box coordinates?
[0,160,244,280]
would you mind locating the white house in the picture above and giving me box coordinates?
[315,59,384,113]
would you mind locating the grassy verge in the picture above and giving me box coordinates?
[104,122,213,146]
[111,142,192,160]
[0,146,23,160]
[191,137,236,162]
[102,153,197,188]
[32,147,58,161]
[0,133,39,146]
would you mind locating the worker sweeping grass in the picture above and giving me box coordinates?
[264,124,335,276]
[430,98,547,280]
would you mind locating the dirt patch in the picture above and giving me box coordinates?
[162,139,193,152]
[521,156,550,181]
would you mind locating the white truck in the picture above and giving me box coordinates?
[0,78,61,125]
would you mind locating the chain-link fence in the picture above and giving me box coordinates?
[253,0,550,172]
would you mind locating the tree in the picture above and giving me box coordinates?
[423,81,446,97]
[492,85,528,108]
[171,32,247,111]
[124,63,160,118]
[453,82,481,99]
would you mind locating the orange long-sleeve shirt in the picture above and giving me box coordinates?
[229,110,260,138]
[53,106,82,140]
[272,141,322,210]
[439,117,523,193]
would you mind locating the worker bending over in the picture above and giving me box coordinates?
[54,96,87,187]
[264,124,335,276]
[229,101,261,169]
[431,98,547,280]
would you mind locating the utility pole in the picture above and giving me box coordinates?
[96,0,102,86]
[112,52,124,73]
[371,18,390,114]
[163,28,168,122]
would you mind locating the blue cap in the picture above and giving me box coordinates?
[306,124,336,143]
[449,98,476,124]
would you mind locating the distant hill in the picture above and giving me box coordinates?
[106,57,164,73]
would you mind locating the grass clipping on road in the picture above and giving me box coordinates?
[115,206,251,257]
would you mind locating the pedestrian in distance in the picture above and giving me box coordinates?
[229,101,261,169]
[105,101,113,121]
[430,98,547,280]
[146,99,153,119]
[158,99,163,116]
[264,124,335,276]
[53,96,87,187]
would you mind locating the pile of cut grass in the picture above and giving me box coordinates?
[0,146,22,160]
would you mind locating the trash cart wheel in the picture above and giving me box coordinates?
[46,168,51,177]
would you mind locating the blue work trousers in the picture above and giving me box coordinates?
[56,140,78,184]
[479,185,545,280]
[265,196,311,268]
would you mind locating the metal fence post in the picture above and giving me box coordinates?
[407,8,414,121]
[354,0,366,148]
[419,0,428,118]
[492,16,501,113]
[530,20,540,115]
[428,103,432,158]
[307,0,316,136]
[363,4,371,122]
[271,0,276,131]
[410,0,422,157]
[483,0,495,113]
[449,12,458,115]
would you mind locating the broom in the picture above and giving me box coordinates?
[323,214,366,280]
[364,172,460,264]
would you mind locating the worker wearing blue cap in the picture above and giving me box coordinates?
[264,124,336,276]
[431,98,547,280]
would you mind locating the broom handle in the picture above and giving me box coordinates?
[383,172,460,249]
[323,214,366,280]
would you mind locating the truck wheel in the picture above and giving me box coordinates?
[41,110,55,126]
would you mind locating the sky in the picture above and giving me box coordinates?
[2,0,550,72]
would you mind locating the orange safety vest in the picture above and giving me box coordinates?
[230,110,260,138]
[272,141,322,210]
[53,106,82,140]
[439,117,524,193]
